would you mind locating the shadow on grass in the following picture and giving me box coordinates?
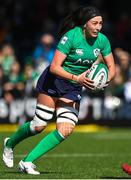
[1,170,73,175]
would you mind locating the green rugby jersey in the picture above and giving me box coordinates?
[57,26,111,75]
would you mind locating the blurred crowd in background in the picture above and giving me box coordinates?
[0,0,131,106]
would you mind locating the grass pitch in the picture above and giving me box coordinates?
[0,127,131,179]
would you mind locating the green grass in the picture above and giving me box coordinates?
[1,128,131,179]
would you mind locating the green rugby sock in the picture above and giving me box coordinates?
[23,130,65,162]
[6,122,36,149]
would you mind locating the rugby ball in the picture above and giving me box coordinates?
[86,63,108,90]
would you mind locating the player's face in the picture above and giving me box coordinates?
[85,16,103,38]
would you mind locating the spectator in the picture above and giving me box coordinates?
[23,63,39,97]
[32,33,55,74]
[118,51,131,81]
[0,44,16,76]
[0,65,8,97]
[106,64,124,99]
[3,61,25,99]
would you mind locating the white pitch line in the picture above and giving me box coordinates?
[15,153,130,158]
[90,135,131,140]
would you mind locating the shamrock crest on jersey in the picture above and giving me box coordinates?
[93,48,100,57]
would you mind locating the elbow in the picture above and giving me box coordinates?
[110,67,116,81]
[50,63,59,75]
[50,64,55,73]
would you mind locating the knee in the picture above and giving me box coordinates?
[30,104,55,133]
[56,106,78,138]
[56,122,75,138]
[30,117,47,133]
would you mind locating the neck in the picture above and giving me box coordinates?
[83,28,92,39]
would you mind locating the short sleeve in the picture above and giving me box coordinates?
[57,30,74,55]
[100,35,111,57]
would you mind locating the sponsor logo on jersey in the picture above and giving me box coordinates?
[74,58,93,65]
[61,36,68,45]
[93,48,100,57]
[76,49,83,55]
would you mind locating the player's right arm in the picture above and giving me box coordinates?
[50,50,94,90]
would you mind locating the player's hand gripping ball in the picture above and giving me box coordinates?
[86,63,108,90]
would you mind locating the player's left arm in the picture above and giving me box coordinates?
[101,35,116,82]
[103,52,116,81]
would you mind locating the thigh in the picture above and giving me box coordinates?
[56,97,80,111]
[37,93,57,108]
